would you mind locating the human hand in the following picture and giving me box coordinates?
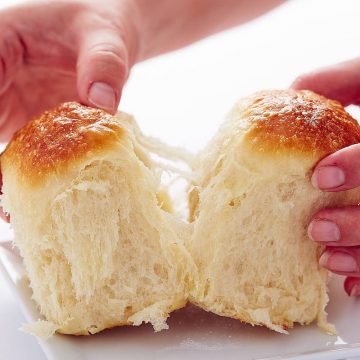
[0,0,285,143]
[0,0,286,223]
[0,0,142,142]
[292,58,360,106]
[293,58,360,296]
[0,0,143,222]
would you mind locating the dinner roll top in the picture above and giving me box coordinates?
[240,90,360,157]
[1,102,134,188]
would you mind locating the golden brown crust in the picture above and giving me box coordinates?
[1,102,124,186]
[242,90,360,157]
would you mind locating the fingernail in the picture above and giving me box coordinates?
[320,251,358,272]
[311,166,345,189]
[350,284,360,297]
[308,220,340,242]
[88,82,116,111]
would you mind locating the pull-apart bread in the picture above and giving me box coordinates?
[0,103,195,335]
[1,90,360,336]
[188,90,360,333]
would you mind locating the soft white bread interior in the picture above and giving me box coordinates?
[188,90,360,333]
[0,103,195,335]
[2,90,360,337]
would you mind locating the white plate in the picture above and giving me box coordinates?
[0,241,360,360]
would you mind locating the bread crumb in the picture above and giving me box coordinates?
[21,320,59,340]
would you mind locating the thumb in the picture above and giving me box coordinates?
[292,58,360,106]
[77,29,130,114]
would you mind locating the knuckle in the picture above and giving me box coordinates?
[98,49,127,70]
[86,45,128,80]
[89,42,127,65]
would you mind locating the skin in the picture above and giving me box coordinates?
[0,0,284,141]
[293,58,360,296]
[0,0,284,213]
[1,0,360,296]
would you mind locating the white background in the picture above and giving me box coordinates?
[1,0,360,358]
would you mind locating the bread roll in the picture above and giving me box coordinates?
[0,102,195,335]
[188,90,360,333]
[2,90,359,337]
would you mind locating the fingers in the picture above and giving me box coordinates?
[309,131,360,293]
[292,57,360,106]
[344,276,360,296]
[311,144,360,192]
[309,207,360,277]
[76,29,130,114]
[309,206,360,247]
[309,144,360,294]
[309,207,360,278]
[318,246,360,277]
[292,58,360,290]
